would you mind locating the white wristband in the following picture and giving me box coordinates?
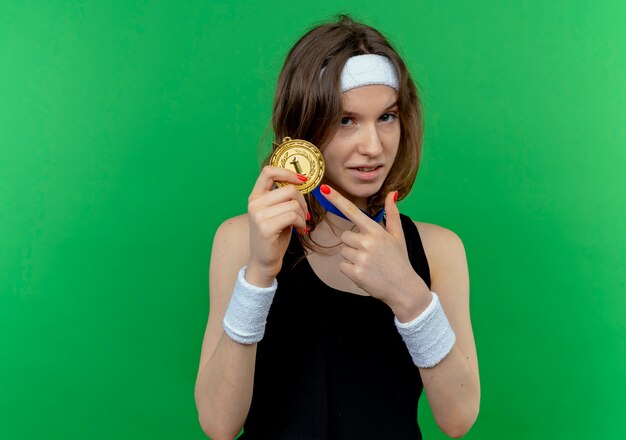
[222,266,278,345]
[394,291,456,368]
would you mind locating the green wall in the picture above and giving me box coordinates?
[1,1,624,438]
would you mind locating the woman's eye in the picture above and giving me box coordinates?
[340,117,353,126]
[380,113,397,122]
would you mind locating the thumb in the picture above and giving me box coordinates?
[385,191,405,244]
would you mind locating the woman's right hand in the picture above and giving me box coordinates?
[245,166,309,286]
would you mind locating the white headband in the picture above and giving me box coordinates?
[338,54,399,92]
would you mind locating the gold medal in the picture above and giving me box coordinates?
[269,137,325,194]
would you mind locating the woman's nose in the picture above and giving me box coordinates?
[356,125,384,156]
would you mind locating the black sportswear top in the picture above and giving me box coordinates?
[240,213,431,440]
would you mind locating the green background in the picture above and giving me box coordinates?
[1,1,624,438]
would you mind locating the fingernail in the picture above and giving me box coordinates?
[303,226,308,234]
[297,174,308,182]
[393,191,398,203]
[320,184,331,195]
[306,211,311,221]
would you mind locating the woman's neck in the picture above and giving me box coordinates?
[308,211,384,250]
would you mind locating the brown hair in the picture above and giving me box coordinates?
[261,14,424,255]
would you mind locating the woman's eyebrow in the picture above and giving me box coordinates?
[343,101,399,116]
[384,101,399,111]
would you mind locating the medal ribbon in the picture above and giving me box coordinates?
[311,186,385,223]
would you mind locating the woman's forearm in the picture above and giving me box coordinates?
[419,344,481,438]
[389,282,480,438]
[195,332,258,440]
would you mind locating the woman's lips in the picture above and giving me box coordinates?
[348,165,383,181]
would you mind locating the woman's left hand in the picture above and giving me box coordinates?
[319,185,430,310]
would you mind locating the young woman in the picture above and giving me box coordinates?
[195,15,480,440]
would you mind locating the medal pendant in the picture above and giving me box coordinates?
[269,137,325,194]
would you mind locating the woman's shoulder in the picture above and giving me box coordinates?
[411,220,464,245]
[212,213,250,265]
[216,213,249,234]
[410,219,467,276]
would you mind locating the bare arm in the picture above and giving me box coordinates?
[194,215,257,440]
[397,223,481,438]
[194,167,308,439]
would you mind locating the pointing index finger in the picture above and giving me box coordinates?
[319,184,375,230]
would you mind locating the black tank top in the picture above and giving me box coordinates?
[240,213,430,440]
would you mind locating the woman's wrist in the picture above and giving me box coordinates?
[386,271,432,323]
[245,260,278,288]
[394,291,456,368]
[222,266,278,345]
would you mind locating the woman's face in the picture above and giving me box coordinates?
[322,84,401,210]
